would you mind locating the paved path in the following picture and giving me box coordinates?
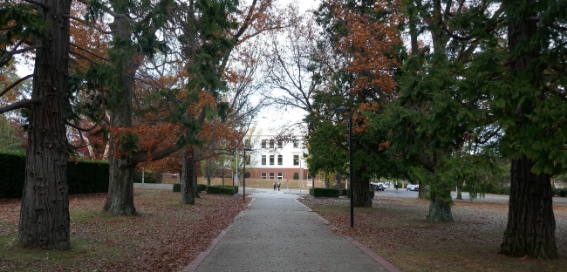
[184,189,397,272]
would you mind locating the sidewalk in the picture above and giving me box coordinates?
[183,189,399,272]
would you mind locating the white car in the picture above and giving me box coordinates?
[406,184,417,191]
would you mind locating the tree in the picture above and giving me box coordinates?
[1,0,72,249]
[308,0,402,207]
[497,0,566,259]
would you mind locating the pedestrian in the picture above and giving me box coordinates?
[277,182,281,191]
[273,182,277,190]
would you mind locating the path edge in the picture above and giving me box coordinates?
[294,198,401,272]
[181,198,255,272]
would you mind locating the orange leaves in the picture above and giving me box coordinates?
[330,3,401,96]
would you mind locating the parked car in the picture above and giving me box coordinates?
[406,184,417,191]
[370,182,385,191]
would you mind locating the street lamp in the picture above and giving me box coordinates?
[335,106,354,228]
[242,147,253,200]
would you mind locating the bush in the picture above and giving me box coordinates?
[198,184,207,192]
[173,183,181,192]
[559,190,567,197]
[207,185,238,195]
[310,188,339,197]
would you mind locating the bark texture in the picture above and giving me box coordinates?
[181,150,196,205]
[499,157,557,258]
[103,13,143,215]
[353,168,372,207]
[18,0,71,250]
[427,197,453,222]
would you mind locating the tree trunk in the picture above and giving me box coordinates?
[324,178,330,189]
[103,13,143,215]
[456,186,462,200]
[336,173,342,197]
[498,0,557,259]
[18,0,71,250]
[352,168,371,207]
[418,180,426,199]
[193,158,200,198]
[104,158,137,215]
[499,157,557,258]
[427,196,454,222]
[181,150,196,205]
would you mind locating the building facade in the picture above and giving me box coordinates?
[244,134,311,182]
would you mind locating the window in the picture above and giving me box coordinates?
[261,155,266,165]
[277,140,283,148]
[277,155,283,165]
[269,139,274,148]
[261,139,266,148]
[269,155,275,165]
[293,155,299,166]
[293,172,299,180]
[293,138,299,148]
[278,172,283,180]
[269,173,275,179]
[307,172,312,180]
[261,172,267,179]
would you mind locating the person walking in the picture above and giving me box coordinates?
[273,182,277,190]
[277,182,281,191]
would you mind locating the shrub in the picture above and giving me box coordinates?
[310,188,339,197]
[207,185,238,195]
[173,183,181,192]
[197,184,207,192]
[559,190,567,197]
[0,151,109,198]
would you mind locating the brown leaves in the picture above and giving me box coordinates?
[300,197,567,271]
[0,190,249,271]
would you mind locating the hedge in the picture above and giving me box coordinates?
[206,185,238,195]
[0,151,109,198]
[309,188,375,198]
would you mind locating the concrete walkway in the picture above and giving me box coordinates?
[183,189,398,272]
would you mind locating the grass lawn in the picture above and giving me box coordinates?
[0,190,249,271]
[300,196,567,272]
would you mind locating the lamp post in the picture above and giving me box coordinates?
[335,106,354,228]
[243,148,253,200]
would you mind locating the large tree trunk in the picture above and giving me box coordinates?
[499,0,557,259]
[499,157,557,258]
[103,13,143,215]
[427,196,454,222]
[181,150,196,204]
[104,157,137,215]
[18,0,71,250]
[352,168,371,207]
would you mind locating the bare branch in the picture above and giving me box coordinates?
[0,45,42,65]
[0,97,42,114]
[64,15,113,34]
[0,74,33,98]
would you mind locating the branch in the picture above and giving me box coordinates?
[0,74,33,98]
[66,120,99,132]
[64,15,113,34]
[22,0,49,10]
[70,43,109,60]
[0,97,42,114]
[0,45,42,66]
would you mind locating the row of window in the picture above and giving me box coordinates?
[260,172,312,180]
[261,155,301,166]
[260,138,304,149]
